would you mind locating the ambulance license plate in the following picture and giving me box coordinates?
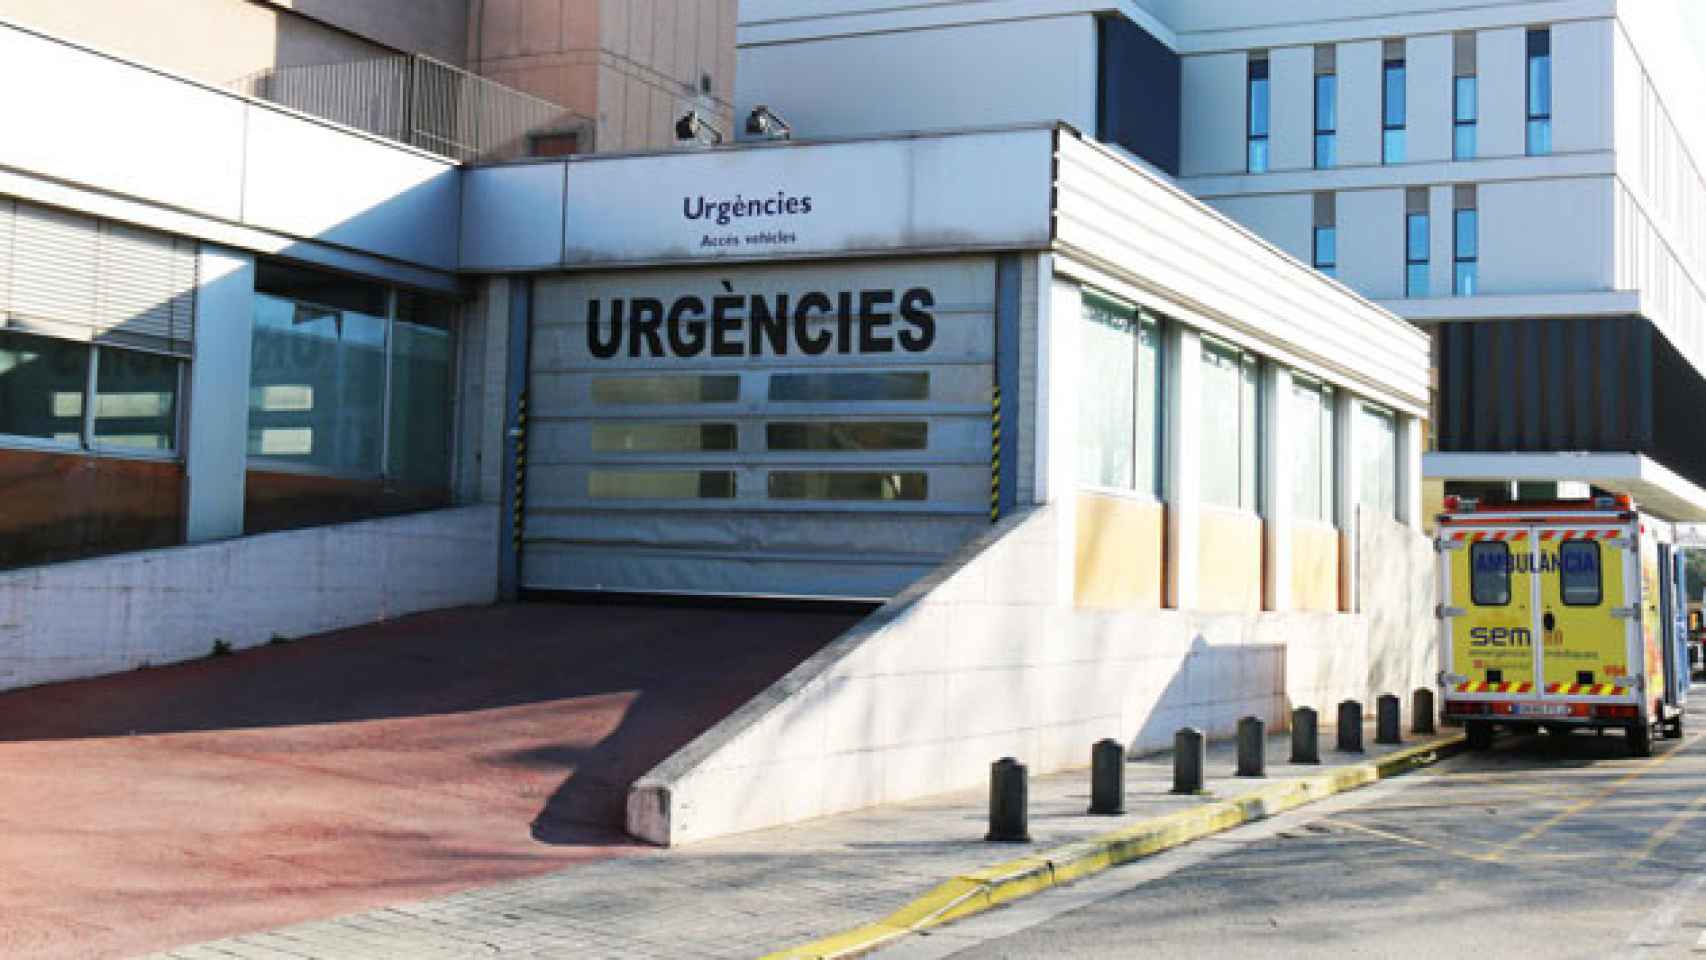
[1515,704,1569,717]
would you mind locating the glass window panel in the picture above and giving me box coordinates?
[1315,75,1336,131]
[1454,76,1478,122]
[1454,124,1477,160]
[1560,541,1603,606]
[1248,138,1269,173]
[1077,299,1137,489]
[1407,264,1431,298]
[1455,209,1478,260]
[1470,541,1512,606]
[1384,128,1407,164]
[1135,318,1162,496]
[768,371,927,403]
[1455,262,1479,296]
[1289,379,1326,522]
[1199,342,1244,508]
[247,293,387,474]
[1314,226,1337,268]
[1248,75,1270,136]
[1527,119,1552,156]
[387,319,452,489]
[589,470,736,499]
[768,471,928,501]
[1407,213,1430,260]
[592,423,738,452]
[1383,63,1407,124]
[1315,134,1337,169]
[766,422,927,452]
[1238,355,1261,510]
[93,348,179,451]
[254,262,386,317]
[1529,55,1551,115]
[0,330,89,444]
[595,374,740,405]
[1357,404,1398,519]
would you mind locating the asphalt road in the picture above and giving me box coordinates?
[888,698,1706,959]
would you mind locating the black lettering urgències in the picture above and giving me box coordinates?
[586,288,936,359]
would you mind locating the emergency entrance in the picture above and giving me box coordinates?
[522,258,998,598]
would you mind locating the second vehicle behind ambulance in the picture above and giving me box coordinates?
[1436,495,1689,756]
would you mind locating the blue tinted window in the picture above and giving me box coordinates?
[1454,209,1478,260]
[1315,74,1337,131]
[1528,119,1552,156]
[1248,58,1270,172]
[1527,29,1552,156]
[1455,262,1478,296]
[1454,124,1477,161]
[1314,226,1337,271]
[1248,139,1270,173]
[1407,264,1430,298]
[1383,62,1407,125]
[1454,76,1478,123]
[1385,129,1407,164]
[1407,214,1429,260]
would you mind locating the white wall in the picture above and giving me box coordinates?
[1269,45,1313,172]
[1478,26,1527,159]
[1181,51,1246,176]
[0,507,499,693]
[1206,194,1313,265]
[1555,19,1614,157]
[183,246,255,543]
[1338,40,1382,168]
[1407,32,1453,165]
[735,14,1097,142]
[1480,177,1615,294]
[1337,188,1405,300]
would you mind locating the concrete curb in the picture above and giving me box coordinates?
[759,733,1466,960]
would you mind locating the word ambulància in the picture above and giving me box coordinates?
[585,284,937,359]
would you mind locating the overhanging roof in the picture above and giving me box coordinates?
[1425,451,1706,522]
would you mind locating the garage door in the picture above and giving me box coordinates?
[524,257,996,598]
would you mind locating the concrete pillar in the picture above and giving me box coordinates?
[1429,185,1456,300]
[1039,271,1083,605]
[1166,326,1203,610]
[453,277,512,506]
[1398,413,1425,532]
[1261,364,1294,611]
[1334,389,1360,612]
[183,246,255,544]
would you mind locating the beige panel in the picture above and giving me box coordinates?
[520,0,562,57]
[1197,507,1262,613]
[1291,522,1341,613]
[1073,493,1165,610]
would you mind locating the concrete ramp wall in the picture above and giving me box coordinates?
[627,504,1436,846]
[0,506,498,692]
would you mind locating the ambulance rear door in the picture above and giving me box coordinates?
[1534,521,1638,708]
[1445,525,1538,699]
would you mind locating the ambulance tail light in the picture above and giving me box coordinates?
[1445,700,1487,716]
[1592,704,1639,720]
[1443,496,1476,513]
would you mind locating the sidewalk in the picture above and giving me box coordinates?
[150,724,1458,960]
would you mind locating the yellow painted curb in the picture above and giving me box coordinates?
[759,733,1466,960]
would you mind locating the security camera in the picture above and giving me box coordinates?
[675,110,724,146]
[745,105,792,140]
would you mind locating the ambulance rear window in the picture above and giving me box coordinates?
[1470,541,1511,606]
[1559,540,1601,606]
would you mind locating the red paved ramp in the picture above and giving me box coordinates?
[0,600,862,959]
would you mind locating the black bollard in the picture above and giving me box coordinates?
[1173,727,1206,794]
[1291,706,1320,764]
[986,757,1030,842]
[1338,700,1364,752]
[1089,739,1126,815]
[1376,694,1402,745]
[1412,688,1436,735]
[1236,716,1266,777]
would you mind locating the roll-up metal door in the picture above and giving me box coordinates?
[0,198,198,356]
[525,257,996,599]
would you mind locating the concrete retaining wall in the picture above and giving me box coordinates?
[627,504,1436,846]
[0,506,499,692]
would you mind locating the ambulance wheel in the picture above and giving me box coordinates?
[1466,721,1495,751]
[1664,714,1684,740]
[1628,721,1654,758]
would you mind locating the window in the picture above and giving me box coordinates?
[1248,55,1270,173]
[768,471,927,501]
[1406,190,1430,298]
[1470,541,1512,606]
[1383,48,1407,164]
[248,262,456,489]
[1314,60,1337,169]
[1527,28,1552,156]
[1200,338,1260,510]
[766,422,928,451]
[1454,189,1479,296]
[1289,376,1337,524]
[1559,540,1602,606]
[589,470,736,499]
[592,423,738,452]
[1356,402,1398,519]
[1076,296,1163,496]
[1453,32,1477,160]
[0,329,181,453]
[1313,193,1337,279]
[594,375,740,405]
[769,371,927,403]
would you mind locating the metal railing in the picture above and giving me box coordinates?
[231,55,588,164]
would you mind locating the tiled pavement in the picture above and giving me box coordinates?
[149,724,1436,959]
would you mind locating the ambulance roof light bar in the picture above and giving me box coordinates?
[1442,495,1476,512]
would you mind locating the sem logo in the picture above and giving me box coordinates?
[1470,626,1533,648]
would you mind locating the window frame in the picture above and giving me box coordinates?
[1453,74,1478,160]
[1470,540,1513,607]
[1406,211,1430,298]
[1382,57,1407,164]
[1075,293,1164,500]
[1198,335,1263,512]
[1453,206,1479,296]
[1558,539,1603,607]
[1313,225,1338,279]
[1247,57,1271,173]
[1314,72,1337,169]
[0,330,185,462]
[1527,28,1553,156]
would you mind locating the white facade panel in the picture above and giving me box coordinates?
[1427,184,1455,298]
[1336,40,1383,168]
[1478,26,1528,159]
[735,15,1096,144]
[1480,177,1614,295]
[459,164,567,272]
[185,246,255,544]
[1406,32,1453,165]
[0,23,246,221]
[1181,52,1247,176]
[1336,188,1405,301]
[241,109,461,272]
[1553,19,1614,157]
[558,129,1055,268]
[1269,45,1314,172]
[1205,194,1313,266]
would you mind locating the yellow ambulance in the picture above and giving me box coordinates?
[1436,494,1691,756]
